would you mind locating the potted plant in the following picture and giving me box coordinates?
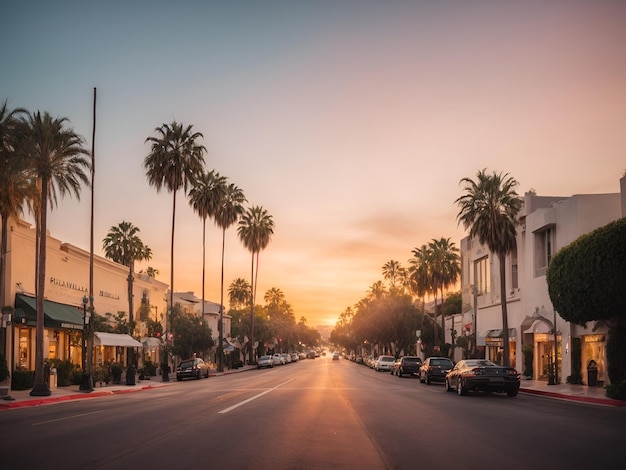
[110,363,123,384]
[522,345,533,379]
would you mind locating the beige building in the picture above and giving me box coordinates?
[1,217,169,374]
[456,176,625,385]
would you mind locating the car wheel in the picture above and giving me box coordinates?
[445,378,452,392]
[398,371,403,378]
[419,373,425,383]
[425,374,431,385]
[507,389,519,397]
[177,376,182,382]
[457,379,467,396]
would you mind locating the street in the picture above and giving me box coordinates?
[1,355,624,469]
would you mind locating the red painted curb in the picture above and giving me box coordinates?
[520,388,626,407]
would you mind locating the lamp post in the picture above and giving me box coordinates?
[79,295,93,392]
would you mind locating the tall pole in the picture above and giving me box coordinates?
[553,309,559,384]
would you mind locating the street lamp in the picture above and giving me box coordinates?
[79,295,93,392]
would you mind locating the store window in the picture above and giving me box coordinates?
[475,257,490,295]
[535,226,555,276]
[19,328,31,369]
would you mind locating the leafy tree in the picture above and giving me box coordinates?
[429,237,460,345]
[547,217,626,384]
[144,120,205,380]
[170,310,214,360]
[382,260,406,291]
[238,205,275,364]
[18,111,90,396]
[456,169,522,366]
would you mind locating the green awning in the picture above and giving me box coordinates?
[15,294,84,330]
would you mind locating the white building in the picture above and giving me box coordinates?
[458,176,625,385]
[1,217,169,373]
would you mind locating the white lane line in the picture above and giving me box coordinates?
[32,410,106,426]
[218,378,295,414]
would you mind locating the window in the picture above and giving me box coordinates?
[535,226,555,276]
[511,246,518,290]
[475,257,490,295]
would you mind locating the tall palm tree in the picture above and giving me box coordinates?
[382,259,406,293]
[237,205,274,365]
[144,121,205,381]
[18,111,90,396]
[407,244,432,336]
[428,237,461,346]
[228,277,251,310]
[456,169,522,366]
[102,221,151,383]
[213,183,246,371]
[0,101,31,311]
[188,170,227,314]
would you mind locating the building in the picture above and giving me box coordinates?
[0,217,169,374]
[458,176,625,385]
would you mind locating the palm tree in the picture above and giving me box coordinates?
[228,277,251,310]
[102,221,151,383]
[188,170,227,314]
[18,111,90,396]
[382,259,406,293]
[144,121,205,381]
[456,169,522,366]
[407,244,432,336]
[237,205,274,365]
[0,101,31,312]
[429,237,461,346]
[213,183,246,371]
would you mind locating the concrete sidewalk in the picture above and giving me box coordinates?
[2,368,624,409]
[0,365,257,410]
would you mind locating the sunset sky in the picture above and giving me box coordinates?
[2,1,625,328]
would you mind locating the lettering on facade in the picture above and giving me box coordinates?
[99,290,120,300]
[49,277,87,293]
[61,322,83,330]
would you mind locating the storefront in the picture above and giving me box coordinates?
[12,294,84,370]
[484,328,516,367]
[581,333,606,386]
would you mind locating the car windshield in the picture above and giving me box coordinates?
[179,360,193,368]
[380,356,395,361]
[260,356,270,360]
[464,360,497,367]
[431,359,453,366]
[403,358,420,364]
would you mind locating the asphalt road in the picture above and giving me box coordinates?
[1,356,624,469]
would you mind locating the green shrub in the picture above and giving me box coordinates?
[566,338,583,384]
[605,379,626,401]
[522,345,533,378]
[0,352,9,382]
[143,360,157,376]
[46,359,81,387]
[11,370,34,390]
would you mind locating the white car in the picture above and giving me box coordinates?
[257,355,274,369]
[374,355,396,372]
[272,354,285,365]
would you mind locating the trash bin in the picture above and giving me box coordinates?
[587,360,598,387]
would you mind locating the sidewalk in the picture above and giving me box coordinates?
[2,369,624,409]
[0,365,257,410]
[518,379,626,407]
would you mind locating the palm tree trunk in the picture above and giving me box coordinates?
[201,216,206,318]
[440,286,445,346]
[218,227,226,372]
[163,190,177,382]
[499,252,510,367]
[32,179,50,396]
[248,253,255,365]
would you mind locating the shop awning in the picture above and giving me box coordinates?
[484,328,517,339]
[523,319,553,334]
[141,337,162,349]
[94,332,142,348]
[15,294,84,330]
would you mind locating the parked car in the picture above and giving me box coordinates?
[291,353,299,362]
[445,359,521,397]
[332,352,340,360]
[281,353,292,364]
[393,356,422,377]
[419,357,454,384]
[176,358,210,381]
[257,355,274,369]
[272,354,285,365]
[374,355,396,372]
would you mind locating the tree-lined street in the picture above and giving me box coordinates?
[1,355,623,469]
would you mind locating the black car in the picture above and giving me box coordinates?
[176,358,210,381]
[445,359,521,397]
[419,357,454,384]
[393,356,422,377]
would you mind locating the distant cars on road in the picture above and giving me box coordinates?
[393,356,422,377]
[419,357,454,384]
[445,359,520,397]
[176,358,210,381]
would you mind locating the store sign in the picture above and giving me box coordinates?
[49,277,87,293]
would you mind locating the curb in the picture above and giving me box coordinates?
[519,388,626,407]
